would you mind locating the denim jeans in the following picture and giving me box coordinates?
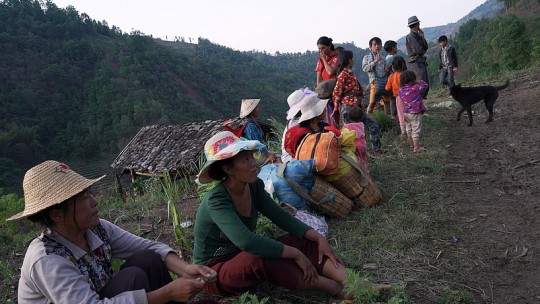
[439,66,455,86]
[362,114,381,150]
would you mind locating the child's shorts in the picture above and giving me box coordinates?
[404,113,422,139]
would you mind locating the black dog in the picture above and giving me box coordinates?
[449,80,509,126]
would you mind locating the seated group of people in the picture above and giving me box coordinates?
[11,89,387,303]
[12,42,411,302]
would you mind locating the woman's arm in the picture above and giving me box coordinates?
[164,252,216,282]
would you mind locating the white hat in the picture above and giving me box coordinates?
[196,131,264,184]
[298,95,328,123]
[239,99,260,118]
[8,161,105,221]
[286,88,317,120]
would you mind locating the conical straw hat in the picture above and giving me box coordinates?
[7,160,104,221]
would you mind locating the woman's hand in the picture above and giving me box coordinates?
[181,264,217,284]
[294,252,319,285]
[316,236,343,268]
[304,229,343,268]
[319,50,327,61]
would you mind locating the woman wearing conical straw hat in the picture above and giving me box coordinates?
[239,98,279,165]
[9,160,217,303]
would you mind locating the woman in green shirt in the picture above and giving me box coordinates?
[194,131,349,300]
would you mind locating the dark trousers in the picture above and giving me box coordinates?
[439,67,455,86]
[99,249,174,300]
[362,114,381,150]
[407,61,430,99]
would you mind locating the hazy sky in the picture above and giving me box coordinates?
[52,0,488,53]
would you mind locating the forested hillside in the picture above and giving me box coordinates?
[1,0,539,194]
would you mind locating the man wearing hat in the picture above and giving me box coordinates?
[9,160,217,303]
[405,15,430,99]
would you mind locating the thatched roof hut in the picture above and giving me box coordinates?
[110,119,276,180]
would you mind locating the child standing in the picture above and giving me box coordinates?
[383,40,398,118]
[343,106,368,170]
[385,56,407,136]
[398,70,428,153]
[362,37,391,114]
[332,50,363,125]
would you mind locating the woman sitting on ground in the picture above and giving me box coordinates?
[239,98,278,164]
[193,131,350,300]
[9,160,217,304]
[284,94,341,158]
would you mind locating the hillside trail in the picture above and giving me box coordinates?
[442,67,540,303]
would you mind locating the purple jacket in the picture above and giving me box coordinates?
[399,81,428,114]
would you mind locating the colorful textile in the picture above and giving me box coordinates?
[343,123,368,169]
[18,219,174,303]
[398,81,428,114]
[332,68,363,109]
[241,117,268,155]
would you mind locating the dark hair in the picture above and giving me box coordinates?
[383,40,397,53]
[368,37,382,48]
[335,46,344,53]
[336,50,354,76]
[347,106,365,123]
[399,70,417,87]
[317,36,335,51]
[438,35,448,43]
[392,56,407,72]
[208,157,235,181]
[27,198,72,228]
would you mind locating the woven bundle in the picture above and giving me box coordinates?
[354,171,382,208]
[328,167,366,202]
[309,176,353,218]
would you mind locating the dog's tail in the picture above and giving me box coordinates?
[495,80,510,91]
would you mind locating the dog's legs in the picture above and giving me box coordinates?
[485,94,497,124]
[466,106,473,126]
[457,106,466,121]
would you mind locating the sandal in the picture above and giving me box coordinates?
[413,147,424,153]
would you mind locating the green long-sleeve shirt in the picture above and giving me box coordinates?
[193,178,311,264]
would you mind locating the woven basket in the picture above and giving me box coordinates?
[354,171,382,208]
[328,166,366,201]
[309,176,353,218]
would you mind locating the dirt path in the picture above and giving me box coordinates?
[444,68,540,303]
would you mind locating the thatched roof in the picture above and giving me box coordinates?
[110,119,275,177]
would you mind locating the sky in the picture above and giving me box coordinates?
[52,0,488,54]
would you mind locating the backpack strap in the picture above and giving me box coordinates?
[340,154,369,187]
[276,163,334,207]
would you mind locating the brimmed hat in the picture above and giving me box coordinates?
[286,88,317,120]
[239,99,260,118]
[196,131,264,184]
[298,95,328,123]
[407,16,420,27]
[7,160,105,221]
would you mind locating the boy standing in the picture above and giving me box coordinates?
[384,40,398,118]
[438,35,458,87]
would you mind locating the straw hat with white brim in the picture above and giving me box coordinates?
[286,88,317,120]
[298,95,328,124]
[196,131,264,184]
[239,99,261,118]
[7,160,105,221]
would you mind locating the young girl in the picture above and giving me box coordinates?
[332,50,363,125]
[342,106,368,170]
[385,56,408,136]
[398,70,428,153]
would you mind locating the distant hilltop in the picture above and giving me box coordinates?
[397,0,504,50]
